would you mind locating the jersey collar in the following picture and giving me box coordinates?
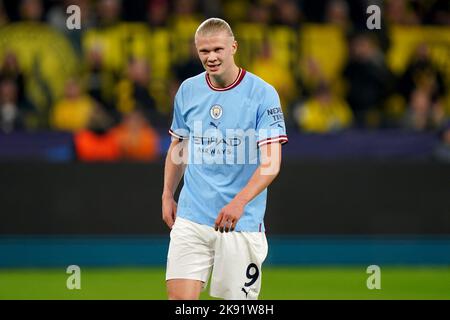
[205,68,246,91]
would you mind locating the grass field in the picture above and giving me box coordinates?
[0,266,449,300]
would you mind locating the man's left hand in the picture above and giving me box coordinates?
[214,198,246,233]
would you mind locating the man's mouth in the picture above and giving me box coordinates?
[207,63,221,71]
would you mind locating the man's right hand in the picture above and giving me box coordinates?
[162,194,177,229]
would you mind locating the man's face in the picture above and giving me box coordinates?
[195,31,237,76]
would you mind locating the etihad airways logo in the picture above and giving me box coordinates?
[169,120,286,174]
[192,136,241,147]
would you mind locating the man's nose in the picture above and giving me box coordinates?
[207,52,218,62]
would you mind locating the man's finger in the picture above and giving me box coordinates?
[162,208,175,228]
[168,202,177,227]
[164,216,174,229]
[218,215,226,233]
[215,212,224,231]
[230,220,237,232]
[219,215,230,233]
[168,214,175,227]
[224,219,233,233]
[172,207,177,221]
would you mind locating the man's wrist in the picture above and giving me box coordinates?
[162,191,174,200]
[233,194,249,207]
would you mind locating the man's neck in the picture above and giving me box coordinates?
[208,65,240,88]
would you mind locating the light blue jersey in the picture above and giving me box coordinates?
[169,69,288,232]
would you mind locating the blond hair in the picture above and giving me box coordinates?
[195,18,234,38]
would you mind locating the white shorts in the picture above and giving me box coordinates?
[166,217,268,300]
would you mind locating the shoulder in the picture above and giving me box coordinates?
[178,72,207,92]
[175,72,206,105]
[242,70,279,98]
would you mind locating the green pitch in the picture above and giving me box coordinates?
[0,267,448,300]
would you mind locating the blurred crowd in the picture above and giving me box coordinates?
[0,0,449,161]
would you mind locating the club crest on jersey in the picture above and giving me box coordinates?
[210,105,223,120]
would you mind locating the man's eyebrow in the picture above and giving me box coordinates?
[199,46,224,52]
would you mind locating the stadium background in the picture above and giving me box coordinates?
[0,0,449,299]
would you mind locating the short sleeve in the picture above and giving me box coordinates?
[169,83,189,141]
[256,86,288,147]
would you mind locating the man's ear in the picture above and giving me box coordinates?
[232,40,238,54]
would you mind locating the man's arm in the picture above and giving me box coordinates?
[162,139,188,229]
[215,142,282,232]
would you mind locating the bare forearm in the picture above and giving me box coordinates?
[214,164,280,232]
[214,143,282,232]
[162,143,187,198]
[234,165,278,206]
[234,143,282,206]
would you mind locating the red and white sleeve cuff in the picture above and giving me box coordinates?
[168,129,188,141]
[257,135,288,147]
